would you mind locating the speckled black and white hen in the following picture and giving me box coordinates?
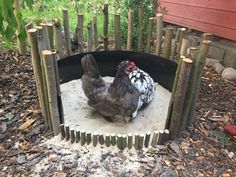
[128,61,156,116]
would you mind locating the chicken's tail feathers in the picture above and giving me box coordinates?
[81,54,100,77]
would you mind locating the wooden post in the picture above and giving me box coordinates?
[81,130,86,145]
[27,29,48,124]
[157,130,164,145]
[162,129,169,143]
[92,16,98,48]
[134,133,139,150]
[126,9,134,51]
[65,125,70,141]
[14,0,27,55]
[70,129,75,144]
[169,58,193,139]
[60,124,65,140]
[201,33,213,41]
[114,13,121,50]
[111,134,116,146]
[122,135,127,150]
[177,28,187,59]
[63,9,72,55]
[144,132,151,148]
[186,40,211,127]
[42,50,61,135]
[105,134,111,147]
[86,132,92,145]
[180,38,189,57]
[47,23,54,49]
[165,56,185,129]
[139,134,144,149]
[93,132,98,147]
[102,2,109,50]
[137,6,144,52]
[40,22,51,50]
[155,13,163,56]
[151,131,158,147]
[25,21,34,31]
[87,21,93,52]
[53,19,64,59]
[162,27,173,59]
[128,133,133,149]
[76,130,80,143]
[170,28,181,60]
[77,14,84,53]
[146,17,154,53]
[99,133,104,145]
[117,134,122,150]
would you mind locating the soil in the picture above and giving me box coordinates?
[0,49,235,176]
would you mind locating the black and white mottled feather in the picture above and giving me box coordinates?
[129,67,156,118]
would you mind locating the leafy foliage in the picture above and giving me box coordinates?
[0,0,33,46]
[213,130,232,147]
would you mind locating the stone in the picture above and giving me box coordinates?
[207,46,225,61]
[48,154,58,162]
[213,63,224,74]
[223,49,236,69]
[17,155,27,164]
[205,58,220,67]
[222,68,236,81]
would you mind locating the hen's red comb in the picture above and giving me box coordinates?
[129,61,136,66]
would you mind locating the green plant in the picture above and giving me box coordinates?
[213,130,232,147]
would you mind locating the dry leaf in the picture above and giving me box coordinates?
[164,160,171,167]
[19,118,36,130]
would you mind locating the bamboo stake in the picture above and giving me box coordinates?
[76,130,80,143]
[60,124,65,140]
[139,134,144,149]
[177,28,187,59]
[144,132,151,148]
[77,14,84,53]
[155,13,163,56]
[169,58,193,139]
[162,27,173,59]
[102,3,109,50]
[65,125,70,141]
[111,134,116,146]
[25,21,34,31]
[81,130,86,145]
[105,134,111,147]
[162,129,169,143]
[165,56,185,129]
[137,6,144,52]
[121,135,127,150]
[40,22,51,50]
[47,22,54,49]
[201,33,213,41]
[92,16,98,48]
[146,17,154,53]
[170,28,181,60]
[63,9,72,55]
[114,13,121,50]
[188,47,198,59]
[70,129,75,144]
[126,9,134,51]
[157,130,164,145]
[27,29,48,124]
[99,133,104,145]
[87,132,92,145]
[42,50,61,135]
[128,133,133,149]
[180,38,189,57]
[151,131,158,147]
[14,0,27,55]
[93,132,98,147]
[87,21,93,52]
[134,133,139,150]
[53,19,64,59]
[117,134,122,150]
[186,40,211,127]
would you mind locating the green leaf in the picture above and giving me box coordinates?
[2,113,15,121]
[213,130,232,146]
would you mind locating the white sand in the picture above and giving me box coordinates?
[60,77,171,134]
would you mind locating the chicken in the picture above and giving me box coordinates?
[81,54,139,121]
[128,63,156,110]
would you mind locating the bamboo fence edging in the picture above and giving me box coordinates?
[127,9,134,51]
[102,3,109,50]
[180,38,189,57]
[177,28,187,59]
[77,14,84,53]
[170,28,181,60]
[137,6,144,52]
[169,58,193,139]
[63,9,72,55]
[114,13,121,50]
[42,50,61,135]
[155,13,163,56]
[162,27,173,59]
[146,17,154,53]
[87,21,93,52]
[92,16,98,49]
[53,19,64,59]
